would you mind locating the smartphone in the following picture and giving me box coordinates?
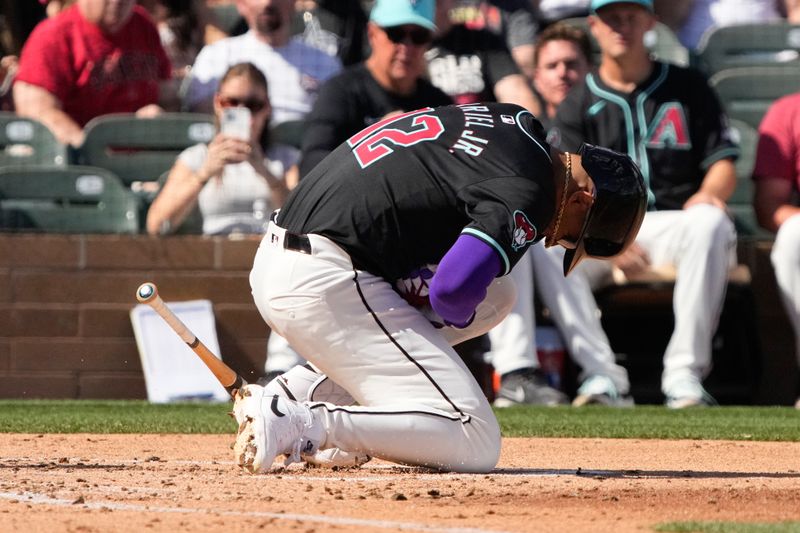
[220,107,251,141]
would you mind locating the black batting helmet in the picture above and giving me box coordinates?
[563,143,647,275]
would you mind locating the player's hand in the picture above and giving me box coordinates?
[612,243,650,278]
[683,191,727,211]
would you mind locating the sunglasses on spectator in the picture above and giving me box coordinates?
[218,96,268,113]
[383,26,433,46]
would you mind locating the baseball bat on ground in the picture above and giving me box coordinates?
[135,282,246,399]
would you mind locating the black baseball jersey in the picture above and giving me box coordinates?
[299,63,453,177]
[551,62,739,210]
[278,102,555,282]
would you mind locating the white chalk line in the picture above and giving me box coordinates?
[0,491,512,533]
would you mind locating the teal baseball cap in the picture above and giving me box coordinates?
[370,0,436,31]
[591,0,654,13]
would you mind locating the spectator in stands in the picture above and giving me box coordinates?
[267,0,454,388]
[531,21,592,129]
[184,0,341,124]
[449,0,540,80]
[291,0,369,66]
[427,0,541,116]
[653,0,793,50]
[550,0,739,407]
[12,0,173,147]
[146,62,297,236]
[751,93,800,409]
[139,0,228,97]
[297,0,452,177]
[526,21,635,407]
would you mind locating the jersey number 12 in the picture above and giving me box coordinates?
[347,108,445,168]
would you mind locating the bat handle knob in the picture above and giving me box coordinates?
[136,282,158,303]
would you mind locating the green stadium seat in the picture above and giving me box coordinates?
[0,112,68,166]
[695,22,800,76]
[710,66,800,129]
[561,17,690,66]
[727,119,771,238]
[271,119,305,149]
[0,165,140,234]
[78,113,215,188]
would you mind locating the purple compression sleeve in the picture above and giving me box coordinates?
[429,234,502,327]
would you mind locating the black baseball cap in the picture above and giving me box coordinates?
[562,143,647,275]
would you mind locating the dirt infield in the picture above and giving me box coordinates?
[1,434,799,532]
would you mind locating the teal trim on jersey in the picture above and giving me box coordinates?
[586,73,656,205]
[701,147,740,169]
[462,228,511,275]
[588,100,606,116]
[586,74,636,160]
[515,110,551,161]
[635,63,669,207]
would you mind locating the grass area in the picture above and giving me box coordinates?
[0,400,798,439]
[656,521,800,532]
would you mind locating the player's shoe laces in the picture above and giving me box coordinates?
[572,375,634,407]
[664,378,718,409]
[234,384,324,473]
[493,368,569,407]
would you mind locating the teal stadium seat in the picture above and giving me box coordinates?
[695,23,800,76]
[0,112,68,166]
[561,17,690,66]
[0,165,140,234]
[710,66,800,129]
[79,113,215,189]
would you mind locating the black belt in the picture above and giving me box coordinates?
[283,231,312,254]
[270,211,311,255]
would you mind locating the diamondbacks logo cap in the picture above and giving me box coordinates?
[562,143,647,275]
[370,0,436,31]
[590,0,654,13]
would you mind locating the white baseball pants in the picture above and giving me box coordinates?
[486,250,539,376]
[250,222,514,472]
[531,243,631,394]
[770,214,800,365]
[544,204,736,394]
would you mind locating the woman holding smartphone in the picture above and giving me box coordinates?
[147,62,298,235]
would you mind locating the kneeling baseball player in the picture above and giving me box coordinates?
[234,102,646,473]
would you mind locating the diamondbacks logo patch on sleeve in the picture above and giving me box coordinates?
[512,210,537,251]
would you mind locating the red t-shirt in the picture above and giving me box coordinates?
[15,5,171,126]
[753,92,800,190]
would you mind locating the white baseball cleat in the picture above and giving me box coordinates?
[234,384,324,474]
